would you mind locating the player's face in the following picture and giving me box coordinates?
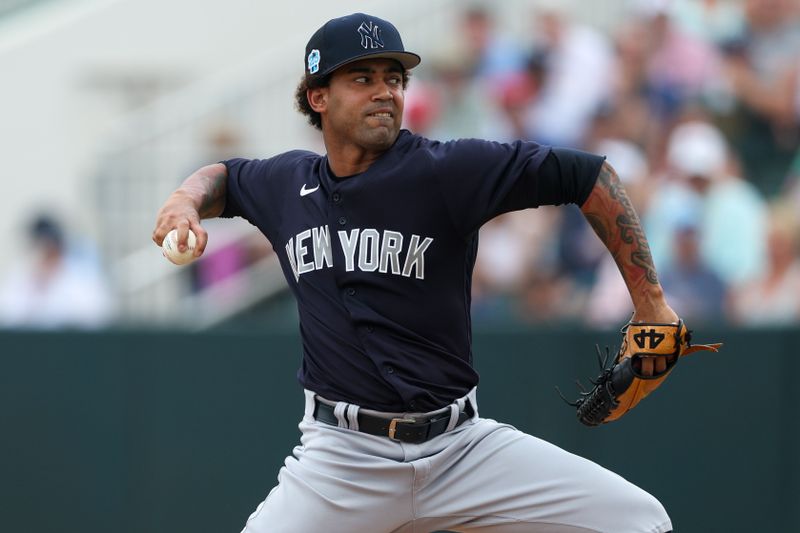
[321,58,405,151]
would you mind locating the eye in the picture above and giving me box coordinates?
[354,76,369,83]
[388,76,402,86]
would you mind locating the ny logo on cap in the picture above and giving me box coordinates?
[357,21,384,49]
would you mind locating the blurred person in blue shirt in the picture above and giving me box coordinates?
[645,119,768,287]
[460,6,527,84]
[659,214,727,325]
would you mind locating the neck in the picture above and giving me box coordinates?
[321,129,398,177]
[325,146,383,176]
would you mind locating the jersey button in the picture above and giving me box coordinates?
[386,366,395,374]
[338,216,347,226]
[332,192,341,203]
[366,326,374,333]
[346,288,356,296]
[409,401,417,410]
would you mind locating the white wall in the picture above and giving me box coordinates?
[0,0,428,271]
[0,0,626,277]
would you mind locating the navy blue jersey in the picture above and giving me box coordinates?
[222,130,603,412]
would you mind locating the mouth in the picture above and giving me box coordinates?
[366,109,394,120]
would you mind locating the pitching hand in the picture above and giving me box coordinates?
[152,191,208,259]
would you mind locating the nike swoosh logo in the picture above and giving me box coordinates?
[300,183,320,197]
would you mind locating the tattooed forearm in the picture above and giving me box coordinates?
[581,162,659,286]
[615,215,658,284]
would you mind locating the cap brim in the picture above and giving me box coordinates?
[321,50,421,76]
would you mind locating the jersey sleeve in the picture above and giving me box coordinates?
[429,139,604,235]
[219,157,274,222]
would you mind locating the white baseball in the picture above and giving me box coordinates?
[162,228,198,265]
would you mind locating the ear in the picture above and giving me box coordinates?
[307,87,328,113]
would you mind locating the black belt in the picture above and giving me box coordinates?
[313,399,474,444]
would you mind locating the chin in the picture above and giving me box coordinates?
[362,127,399,149]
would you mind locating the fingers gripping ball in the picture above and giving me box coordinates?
[561,319,722,426]
[162,229,198,265]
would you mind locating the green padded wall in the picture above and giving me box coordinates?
[0,327,796,533]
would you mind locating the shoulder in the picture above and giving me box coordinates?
[396,131,525,160]
[236,149,320,167]
[224,150,321,177]
[272,149,321,165]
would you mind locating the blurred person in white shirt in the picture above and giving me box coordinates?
[0,214,115,329]
[730,202,800,325]
[525,3,615,147]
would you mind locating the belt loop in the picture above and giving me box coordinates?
[333,402,349,428]
[467,387,479,418]
[346,404,360,431]
[303,389,317,421]
[456,396,466,412]
[444,403,460,432]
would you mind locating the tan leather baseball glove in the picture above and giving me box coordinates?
[563,319,722,426]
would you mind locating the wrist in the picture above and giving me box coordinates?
[631,287,678,323]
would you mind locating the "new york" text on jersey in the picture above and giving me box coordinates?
[285,225,434,281]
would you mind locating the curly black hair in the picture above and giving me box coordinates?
[294,70,411,130]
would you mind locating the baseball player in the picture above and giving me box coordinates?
[153,13,682,532]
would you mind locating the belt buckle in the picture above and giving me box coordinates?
[388,417,416,441]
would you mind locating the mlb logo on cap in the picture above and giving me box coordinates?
[307,49,321,74]
[304,13,421,77]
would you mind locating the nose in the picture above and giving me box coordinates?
[371,81,394,101]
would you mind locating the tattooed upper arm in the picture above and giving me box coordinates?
[196,163,228,219]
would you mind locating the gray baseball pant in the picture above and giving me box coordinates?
[241,388,672,533]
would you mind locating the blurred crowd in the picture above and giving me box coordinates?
[1,0,799,330]
[405,0,800,328]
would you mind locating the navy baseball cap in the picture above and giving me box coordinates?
[304,13,421,77]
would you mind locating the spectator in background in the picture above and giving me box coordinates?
[716,0,800,197]
[515,261,579,325]
[487,52,548,142]
[658,215,727,325]
[426,7,527,141]
[670,0,746,45]
[596,19,659,152]
[730,202,800,325]
[644,119,768,287]
[402,79,441,135]
[0,213,114,329]
[425,50,492,140]
[525,3,614,147]
[472,208,561,324]
[630,0,723,125]
[460,6,526,85]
